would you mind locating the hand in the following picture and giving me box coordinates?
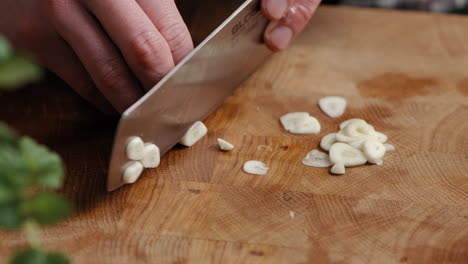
[262,0,321,51]
[0,0,194,113]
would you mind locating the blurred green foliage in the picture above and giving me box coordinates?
[0,35,43,91]
[0,35,71,263]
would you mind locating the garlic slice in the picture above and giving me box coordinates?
[384,143,396,152]
[302,150,333,168]
[363,139,386,164]
[141,143,160,168]
[217,138,234,151]
[376,132,388,143]
[180,121,208,147]
[339,118,364,130]
[126,136,145,160]
[343,119,376,139]
[331,162,346,175]
[243,161,269,175]
[123,161,144,184]
[348,138,367,150]
[320,133,337,152]
[335,131,357,143]
[280,112,321,135]
[329,142,367,167]
[318,96,347,118]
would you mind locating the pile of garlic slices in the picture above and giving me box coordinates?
[305,118,395,175]
[124,137,161,184]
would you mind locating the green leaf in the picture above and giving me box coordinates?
[10,249,70,264]
[46,253,69,264]
[19,137,65,188]
[0,185,18,203]
[10,248,47,264]
[0,55,43,91]
[21,192,71,225]
[0,35,12,63]
[0,199,24,229]
[0,144,30,189]
[0,122,18,145]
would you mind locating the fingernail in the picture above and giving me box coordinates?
[266,0,288,20]
[269,26,293,50]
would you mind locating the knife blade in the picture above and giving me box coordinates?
[107,0,272,191]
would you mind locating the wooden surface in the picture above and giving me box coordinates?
[1,5,468,264]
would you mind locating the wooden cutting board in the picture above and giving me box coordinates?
[1,6,467,264]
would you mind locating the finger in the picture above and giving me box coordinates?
[38,36,116,114]
[136,0,194,64]
[43,0,143,113]
[84,0,175,89]
[264,0,321,51]
[262,0,289,20]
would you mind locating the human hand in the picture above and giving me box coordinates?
[1,0,194,113]
[261,0,321,51]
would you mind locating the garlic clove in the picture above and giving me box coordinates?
[302,150,333,168]
[123,161,144,184]
[180,121,208,147]
[141,143,160,168]
[126,136,145,160]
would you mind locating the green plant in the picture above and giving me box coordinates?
[0,124,71,264]
[0,36,71,264]
[0,36,43,91]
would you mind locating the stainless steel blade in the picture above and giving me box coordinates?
[107,0,272,191]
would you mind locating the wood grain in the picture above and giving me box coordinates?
[1,5,468,264]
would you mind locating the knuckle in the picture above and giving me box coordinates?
[160,21,191,53]
[98,57,127,92]
[130,30,172,80]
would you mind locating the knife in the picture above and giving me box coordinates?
[107,0,272,191]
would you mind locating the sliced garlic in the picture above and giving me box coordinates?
[302,150,333,168]
[335,131,357,143]
[343,119,376,139]
[329,142,367,167]
[289,211,295,219]
[376,132,388,143]
[257,145,273,151]
[384,143,396,152]
[243,160,269,175]
[320,133,337,151]
[179,121,208,147]
[123,161,144,184]
[280,112,321,135]
[376,160,383,166]
[339,118,364,130]
[217,138,234,151]
[141,143,160,168]
[318,96,347,118]
[331,162,346,175]
[348,138,367,150]
[126,136,145,160]
[363,139,386,164]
